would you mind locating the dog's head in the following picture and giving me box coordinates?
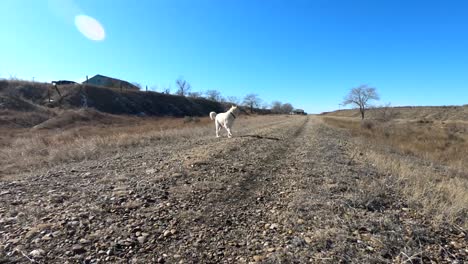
[230,105,239,113]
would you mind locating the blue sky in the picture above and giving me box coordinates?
[1,0,467,113]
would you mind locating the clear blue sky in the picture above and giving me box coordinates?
[1,0,467,113]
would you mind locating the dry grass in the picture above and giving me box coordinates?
[0,115,212,177]
[325,105,468,121]
[0,114,278,178]
[322,116,468,227]
[323,117,468,171]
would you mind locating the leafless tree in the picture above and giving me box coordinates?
[374,102,397,122]
[280,103,294,114]
[342,85,380,119]
[188,91,203,98]
[271,101,282,113]
[163,86,171,94]
[271,101,294,114]
[226,96,240,105]
[175,77,191,96]
[205,90,223,102]
[243,94,262,113]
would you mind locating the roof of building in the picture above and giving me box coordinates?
[86,74,138,89]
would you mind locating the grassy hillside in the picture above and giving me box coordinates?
[323,105,468,121]
[0,79,242,128]
[1,79,224,115]
[58,84,225,116]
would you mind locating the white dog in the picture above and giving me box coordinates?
[210,105,240,138]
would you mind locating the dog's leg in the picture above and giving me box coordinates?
[226,127,233,138]
[215,122,220,138]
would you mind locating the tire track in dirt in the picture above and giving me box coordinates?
[154,116,310,262]
[0,115,305,263]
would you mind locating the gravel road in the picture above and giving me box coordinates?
[1,115,466,263]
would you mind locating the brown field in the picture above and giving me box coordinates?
[1,113,467,263]
[1,111,219,177]
[321,114,468,227]
[325,105,468,121]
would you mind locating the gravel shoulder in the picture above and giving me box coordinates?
[1,115,466,263]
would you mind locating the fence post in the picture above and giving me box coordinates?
[53,83,62,97]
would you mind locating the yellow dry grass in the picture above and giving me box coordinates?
[0,116,212,177]
[326,105,468,121]
[0,115,279,178]
[322,116,468,227]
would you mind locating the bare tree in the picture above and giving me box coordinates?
[271,101,282,114]
[342,85,380,119]
[175,77,191,96]
[188,91,203,98]
[280,103,294,114]
[205,90,223,102]
[243,94,261,113]
[374,102,397,122]
[163,86,171,94]
[271,101,293,114]
[226,96,240,105]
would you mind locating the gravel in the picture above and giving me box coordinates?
[0,116,466,263]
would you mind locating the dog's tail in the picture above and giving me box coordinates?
[209,112,217,120]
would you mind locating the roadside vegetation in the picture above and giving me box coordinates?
[322,115,468,227]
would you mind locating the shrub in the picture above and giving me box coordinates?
[183,116,193,123]
[361,120,374,130]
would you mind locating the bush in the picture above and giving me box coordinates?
[361,120,374,130]
[373,104,398,122]
[183,116,200,123]
[183,116,193,123]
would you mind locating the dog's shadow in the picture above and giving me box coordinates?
[238,134,281,141]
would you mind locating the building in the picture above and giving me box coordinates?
[291,109,306,115]
[84,74,139,90]
[52,80,77,85]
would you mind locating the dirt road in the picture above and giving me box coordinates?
[1,116,466,263]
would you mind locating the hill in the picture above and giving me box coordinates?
[0,79,254,128]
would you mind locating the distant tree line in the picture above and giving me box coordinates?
[146,77,296,114]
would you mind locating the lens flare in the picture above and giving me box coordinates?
[74,14,105,41]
